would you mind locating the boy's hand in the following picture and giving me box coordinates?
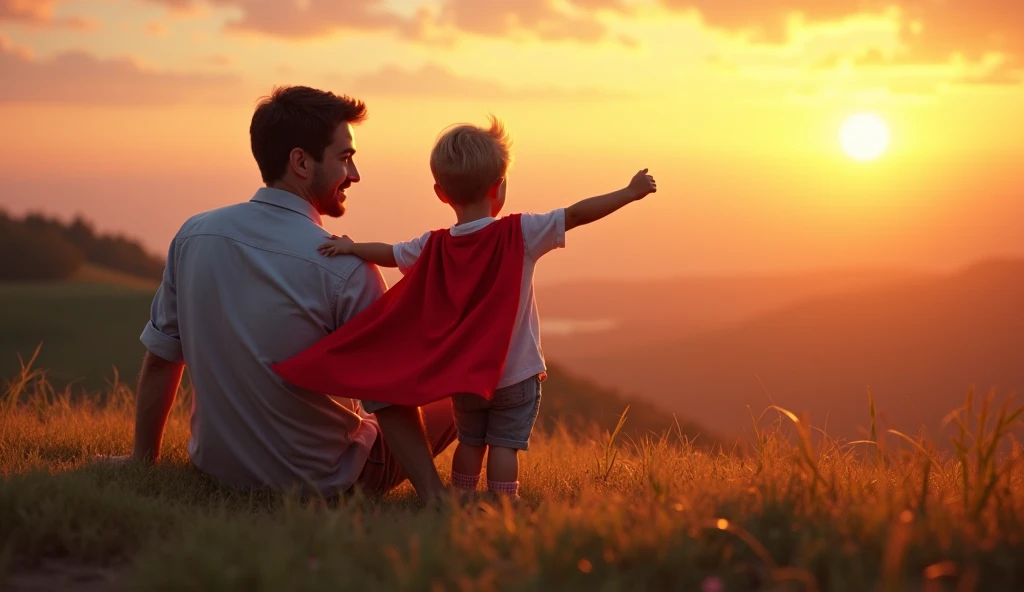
[318,235,355,257]
[627,168,657,200]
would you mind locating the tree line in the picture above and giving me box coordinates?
[0,210,164,281]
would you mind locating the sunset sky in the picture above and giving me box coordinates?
[1,0,1021,283]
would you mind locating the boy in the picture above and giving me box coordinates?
[274,116,656,500]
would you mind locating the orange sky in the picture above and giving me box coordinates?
[1,0,1022,283]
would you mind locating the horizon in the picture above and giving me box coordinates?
[6,205,1022,288]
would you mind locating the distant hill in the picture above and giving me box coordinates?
[0,210,164,282]
[565,259,1024,442]
[541,362,713,444]
[537,268,922,360]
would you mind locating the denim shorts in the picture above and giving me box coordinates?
[451,375,543,451]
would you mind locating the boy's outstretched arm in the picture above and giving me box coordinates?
[319,236,398,268]
[565,168,657,231]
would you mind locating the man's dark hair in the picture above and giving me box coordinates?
[250,86,367,184]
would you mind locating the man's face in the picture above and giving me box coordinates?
[310,123,359,218]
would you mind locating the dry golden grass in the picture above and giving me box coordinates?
[2,354,1024,591]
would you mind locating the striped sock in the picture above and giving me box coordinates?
[487,480,519,498]
[451,471,480,491]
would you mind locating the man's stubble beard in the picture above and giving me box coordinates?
[310,166,345,218]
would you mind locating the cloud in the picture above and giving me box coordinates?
[144,0,194,10]
[662,0,867,44]
[143,0,209,18]
[848,47,1021,87]
[145,21,168,36]
[221,0,405,38]
[688,2,1023,95]
[0,0,98,29]
[664,0,1024,70]
[431,0,623,43]
[143,0,633,43]
[202,54,233,67]
[961,66,1022,86]
[0,36,243,105]
[351,63,629,101]
[144,0,408,38]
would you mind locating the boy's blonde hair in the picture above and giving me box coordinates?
[430,115,512,206]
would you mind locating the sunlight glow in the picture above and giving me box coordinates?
[839,113,891,161]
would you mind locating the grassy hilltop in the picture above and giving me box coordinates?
[2,264,1022,590]
[2,366,1023,590]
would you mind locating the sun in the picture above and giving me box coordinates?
[839,113,890,161]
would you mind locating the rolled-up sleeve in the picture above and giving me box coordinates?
[140,237,184,363]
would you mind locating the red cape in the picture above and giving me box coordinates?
[272,214,524,406]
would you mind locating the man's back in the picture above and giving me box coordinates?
[141,188,385,492]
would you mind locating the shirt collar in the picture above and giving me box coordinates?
[250,187,323,226]
[450,216,495,236]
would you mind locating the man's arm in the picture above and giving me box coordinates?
[101,233,187,466]
[131,351,185,463]
[565,168,657,231]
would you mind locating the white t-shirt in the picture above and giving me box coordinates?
[392,209,566,388]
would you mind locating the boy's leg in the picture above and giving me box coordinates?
[451,443,486,491]
[486,446,519,484]
[484,376,543,498]
[450,394,489,492]
[354,398,457,496]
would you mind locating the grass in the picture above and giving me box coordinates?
[3,354,1024,591]
[0,282,153,391]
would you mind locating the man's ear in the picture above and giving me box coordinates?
[433,183,450,205]
[289,148,310,180]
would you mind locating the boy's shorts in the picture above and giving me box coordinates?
[451,375,543,451]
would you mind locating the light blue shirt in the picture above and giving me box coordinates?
[141,187,384,493]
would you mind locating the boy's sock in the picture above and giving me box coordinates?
[451,471,481,491]
[487,480,519,498]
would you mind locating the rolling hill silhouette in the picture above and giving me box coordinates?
[537,268,921,359]
[562,259,1024,441]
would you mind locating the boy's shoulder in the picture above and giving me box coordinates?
[512,209,565,229]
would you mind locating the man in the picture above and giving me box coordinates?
[104,86,456,502]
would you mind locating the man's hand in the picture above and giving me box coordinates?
[318,235,355,257]
[626,168,657,201]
